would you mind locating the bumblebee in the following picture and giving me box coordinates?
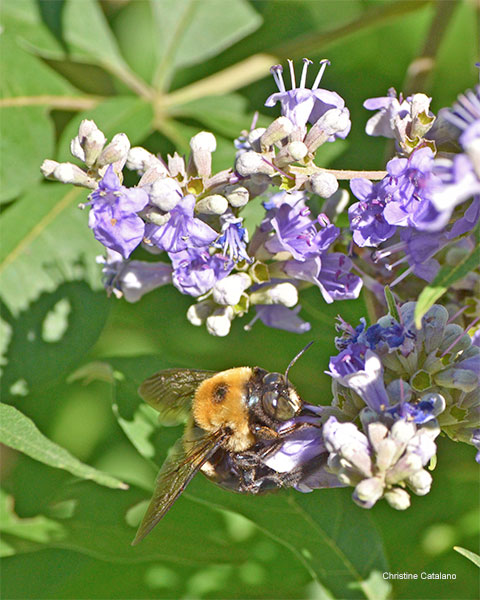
[132,344,321,545]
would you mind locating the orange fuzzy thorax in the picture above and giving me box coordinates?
[192,367,255,452]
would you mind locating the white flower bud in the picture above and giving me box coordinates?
[143,210,171,227]
[224,185,249,208]
[70,120,106,166]
[206,307,235,337]
[97,133,130,170]
[250,282,298,308]
[190,131,217,153]
[53,163,97,188]
[353,476,384,508]
[247,127,266,151]
[148,178,182,211]
[127,147,168,176]
[235,151,276,177]
[260,117,293,149]
[384,487,411,510]
[287,141,308,161]
[195,194,228,215]
[189,131,217,178]
[84,128,107,167]
[366,422,389,452]
[275,141,308,167]
[41,159,60,179]
[390,420,416,446]
[70,136,85,162]
[385,453,423,485]
[305,108,350,152]
[406,469,432,496]
[375,438,401,472]
[187,300,215,326]
[138,165,169,187]
[341,444,373,477]
[309,171,339,198]
[213,273,252,306]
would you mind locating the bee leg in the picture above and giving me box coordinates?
[252,425,279,440]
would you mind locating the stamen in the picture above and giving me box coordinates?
[447,305,468,324]
[270,65,286,93]
[384,255,408,272]
[312,59,330,90]
[261,157,295,179]
[440,316,480,357]
[389,265,414,288]
[287,59,296,89]
[300,58,313,88]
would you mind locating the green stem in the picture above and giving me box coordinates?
[403,0,459,95]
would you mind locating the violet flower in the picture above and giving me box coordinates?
[349,178,396,247]
[246,304,311,334]
[87,165,149,258]
[170,248,233,297]
[265,59,351,138]
[145,194,218,253]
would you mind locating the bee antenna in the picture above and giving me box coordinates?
[285,341,314,382]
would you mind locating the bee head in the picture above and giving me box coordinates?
[250,369,302,422]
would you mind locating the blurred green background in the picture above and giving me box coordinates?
[0,1,478,598]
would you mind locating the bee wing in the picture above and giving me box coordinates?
[138,368,216,426]
[131,429,225,545]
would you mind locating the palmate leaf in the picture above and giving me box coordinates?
[0,404,127,490]
[414,238,480,328]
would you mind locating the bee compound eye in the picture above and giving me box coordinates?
[262,372,284,386]
[261,391,296,421]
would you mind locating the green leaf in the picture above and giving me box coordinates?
[187,481,387,599]
[1,282,110,394]
[170,94,254,138]
[415,240,480,328]
[0,32,77,98]
[0,404,128,490]
[384,285,400,321]
[0,183,103,316]
[0,488,65,556]
[0,106,54,203]
[454,546,480,568]
[57,97,154,162]
[151,0,262,89]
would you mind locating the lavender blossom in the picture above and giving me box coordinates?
[245,305,311,334]
[364,89,435,153]
[170,248,233,297]
[87,165,149,258]
[98,249,172,302]
[265,59,351,138]
[349,178,396,247]
[144,194,218,253]
[212,213,251,263]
